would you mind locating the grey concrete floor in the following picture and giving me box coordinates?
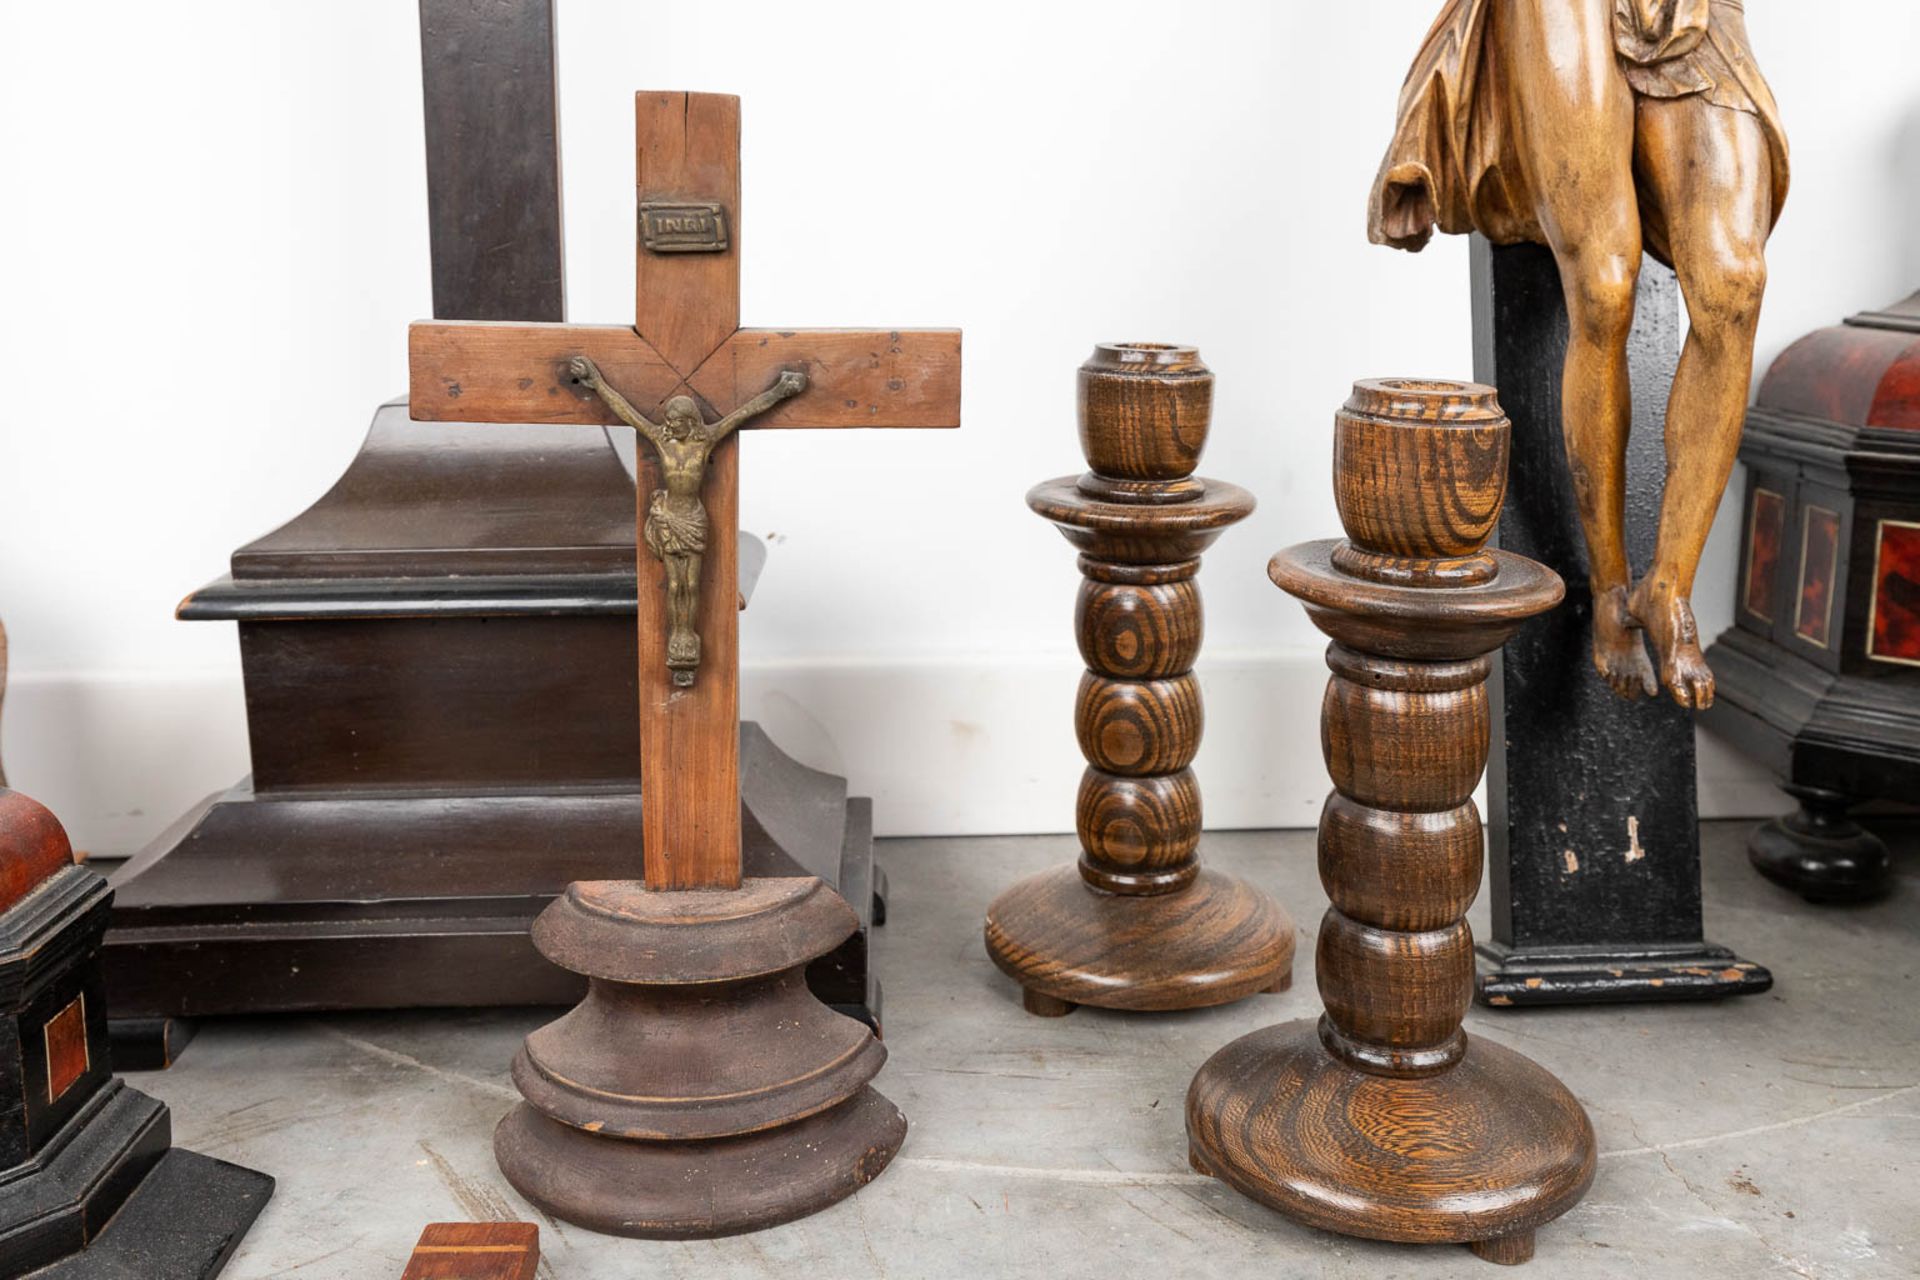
[133,822,1917,1279]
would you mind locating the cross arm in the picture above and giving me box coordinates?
[408,321,682,424]
[687,329,961,429]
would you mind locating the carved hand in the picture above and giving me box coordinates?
[775,369,808,397]
[568,355,603,390]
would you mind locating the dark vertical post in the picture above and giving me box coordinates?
[1470,237,1771,1005]
[419,0,565,322]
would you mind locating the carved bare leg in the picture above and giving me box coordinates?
[1501,0,1656,701]
[666,553,701,683]
[1631,99,1774,709]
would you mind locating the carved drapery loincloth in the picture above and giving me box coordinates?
[1367,0,1789,268]
[644,490,708,560]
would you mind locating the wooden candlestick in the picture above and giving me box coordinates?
[1186,379,1594,1263]
[984,344,1293,1015]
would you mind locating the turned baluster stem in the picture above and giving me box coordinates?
[983,343,1294,1015]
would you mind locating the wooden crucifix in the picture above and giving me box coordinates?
[408,91,960,894]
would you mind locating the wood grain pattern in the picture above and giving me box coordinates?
[409,324,961,431]
[401,1222,538,1280]
[688,329,962,430]
[1188,377,1590,1261]
[1333,379,1507,564]
[1074,673,1202,777]
[1074,766,1201,886]
[985,344,1293,1013]
[408,323,681,424]
[635,91,739,374]
[1076,579,1202,679]
[1075,342,1212,483]
[641,436,740,890]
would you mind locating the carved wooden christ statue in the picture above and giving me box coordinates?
[1368,0,1789,708]
[569,356,805,686]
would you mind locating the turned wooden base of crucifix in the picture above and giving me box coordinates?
[408,91,959,1237]
[494,879,905,1237]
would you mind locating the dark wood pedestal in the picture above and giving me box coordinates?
[1470,239,1771,1006]
[103,412,882,1066]
[0,790,271,1279]
[1701,291,1920,903]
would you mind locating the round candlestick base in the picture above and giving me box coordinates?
[1186,1020,1594,1259]
[985,865,1294,1014]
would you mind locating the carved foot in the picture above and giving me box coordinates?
[1628,579,1714,708]
[1591,585,1657,700]
[666,628,701,687]
[1469,1232,1535,1265]
[1022,988,1076,1017]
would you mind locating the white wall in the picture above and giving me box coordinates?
[2,2,1916,853]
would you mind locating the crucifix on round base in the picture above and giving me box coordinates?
[408,90,961,1237]
[1186,380,1594,1264]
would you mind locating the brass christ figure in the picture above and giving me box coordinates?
[567,356,807,687]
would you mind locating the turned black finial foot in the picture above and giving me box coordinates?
[1748,785,1893,904]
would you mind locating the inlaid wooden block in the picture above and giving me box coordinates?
[985,344,1293,1014]
[43,996,88,1105]
[401,1223,538,1279]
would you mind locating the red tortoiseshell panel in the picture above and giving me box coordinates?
[1757,326,1912,426]
[1744,489,1785,620]
[1868,520,1920,666]
[44,995,88,1104]
[1795,506,1841,648]
[0,792,74,914]
[1870,346,1920,428]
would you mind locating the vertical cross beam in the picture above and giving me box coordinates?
[635,93,743,891]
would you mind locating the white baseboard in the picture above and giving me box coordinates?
[3,656,1782,856]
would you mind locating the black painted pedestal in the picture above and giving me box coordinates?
[1469,238,1771,1007]
[0,791,272,1278]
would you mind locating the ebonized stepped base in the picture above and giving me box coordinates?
[24,1147,272,1279]
[0,1076,271,1279]
[105,724,885,1065]
[1476,940,1771,1007]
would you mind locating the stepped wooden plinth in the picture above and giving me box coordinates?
[1187,379,1594,1264]
[985,344,1294,1015]
[494,877,903,1237]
